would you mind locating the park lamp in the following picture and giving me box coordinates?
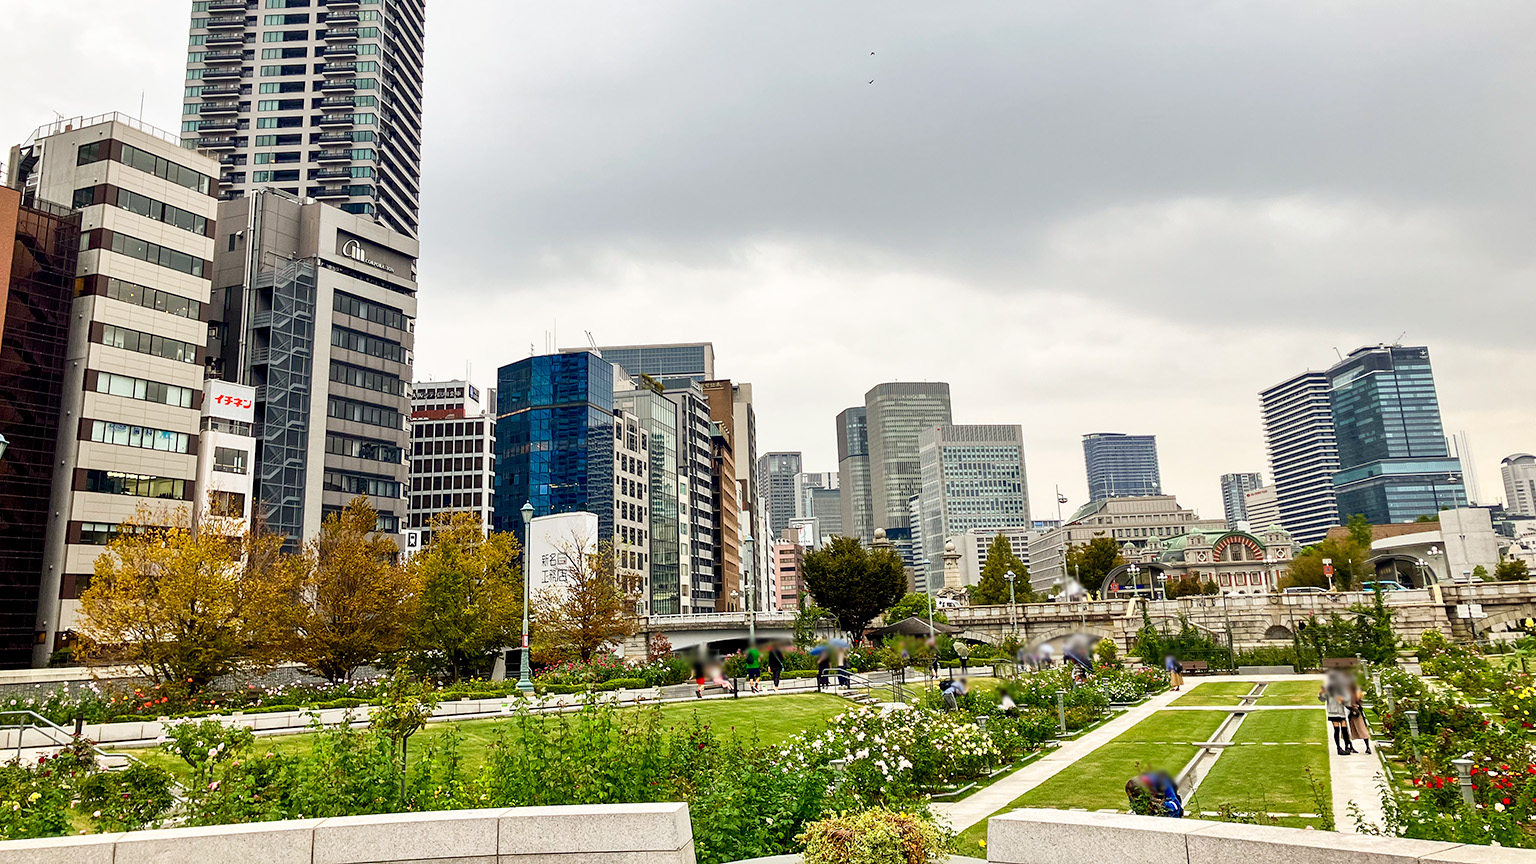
[517,501,535,695]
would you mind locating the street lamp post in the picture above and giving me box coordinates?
[1127,564,1140,598]
[1157,572,1168,602]
[1005,571,1018,636]
[743,533,756,646]
[517,501,535,695]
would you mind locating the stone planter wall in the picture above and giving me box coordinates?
[0,802,695,864]
[987,809,1522,864]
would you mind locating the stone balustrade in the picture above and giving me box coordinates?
[986,809,1523,864]
[0,802,695,864]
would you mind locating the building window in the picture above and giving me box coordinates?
[93,371,196,408]
[213,447,248,474]
[209,491,247,517]
[89,421,191,454]
[100,324,199,364]
[84,470,187,500]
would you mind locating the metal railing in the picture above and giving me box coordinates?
[0,710,139,770]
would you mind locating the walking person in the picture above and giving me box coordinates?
[1320,669,1352,755]
[767,643,785,691]
[744,644,763,693]
[956,641,970,673]
[1164,654,1184,691]
[693,652,708,699]
[816,649,830,692]
[1347,678,1372,754]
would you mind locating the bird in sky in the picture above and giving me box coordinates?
[868,79,874,84]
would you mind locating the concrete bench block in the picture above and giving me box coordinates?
[1185,821,1462,864]
[0,831,122,864]
[498,802,692,856]
[987,809,1208,864]
[1421,846,1536,864]
[114,818,324,864]
[314,808,506,864]
[497,845,696,863]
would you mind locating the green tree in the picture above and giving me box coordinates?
[1281,536,1368,591]
[801,536,905,638]
[969,534,1033,605]
[368,667,439,799]
[1346,513,1374,550]
[1471,564,1489,582]
[792,603,829,648]
[1496,558,1530,582]
[407,512,525,682]
[286,497,415,683]
[1063,536,1124,592]
[884,592,947,625]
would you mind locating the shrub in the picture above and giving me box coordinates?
[798,808,953,864]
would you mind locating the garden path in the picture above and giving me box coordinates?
[1328,714,1387,833]
[935,673,1326,835]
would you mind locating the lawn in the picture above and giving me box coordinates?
[1118,709,1230,743]
[1255,680,1324,706]
[1188,708,1329,827]
[1172,681,1258,706]
[123,692,851,782]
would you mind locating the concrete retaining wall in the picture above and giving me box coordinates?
[0,802,695,864]
[986,809,1526,864]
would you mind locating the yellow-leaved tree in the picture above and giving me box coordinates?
[76,506,294,690]
[406,511,524,682]
[531,538,637,664]
[285,496,414,682]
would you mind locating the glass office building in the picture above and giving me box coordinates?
[1328,345,1465,524]
[584,342,714,382]
[614,386,682,614]
[836,406,873,544]
[1082,433,1161,501]
[494,352,615,541]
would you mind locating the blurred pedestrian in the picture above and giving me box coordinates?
[1321,669,1352,755]
[941,676,967,711]
[1164,654,1183,691]
[767,643,786,691]
[1347,680,1372,754]
[956,641,970,673]
[744,644,763,692]
[693,652,707,699]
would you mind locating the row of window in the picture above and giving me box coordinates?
[254,130,375,147]
[84,230,207,279]
[254,113,376,128]
[325,433,404,464]
[93,371,197,409]
[332,326,405,362]
[413,437,486,457]
[100,324,200,364]
[328,396,402,429]
[412,456,486,476]
[89,420,192,454]
[77,140,213,195]
[262,26,380,42]
[90,276,203,320]
[254,95,376,111]
[412,472,483,492]
[409,493,484,519]
[73,186,209,237]
[323,470,401,498]
[214,446,249,474]
[256,79,376,93]
[332,290,407,330]
[84,470,187,500]
[330,359,405,396]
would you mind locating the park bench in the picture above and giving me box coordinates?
[1322,657,1358,669]
[1182,660,1211,675]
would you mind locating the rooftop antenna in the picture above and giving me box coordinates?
[1332,347,1344,363]
[1394,331,1406,346]
[584,330,600,357]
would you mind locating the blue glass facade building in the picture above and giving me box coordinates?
[493,352,615,541]
[1328,345,1466,524]
[1083,433,1161,501]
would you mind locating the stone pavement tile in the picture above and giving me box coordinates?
[1327,711,1387,834]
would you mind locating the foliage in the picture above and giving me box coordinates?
[1094,638,1123,670]
[969,534,1033,605]
[801,537,905,638]
[1163,574,1219,599]
[885,592,947,625]
[76,506,294,689]
[794,604,832,649]
[1063,536,1124,592]
[369,668,440,755]
[535,654,691,687]
[75,761,177,832]
[1496,559,1530,582]
[286,497,413,683]
[408,512,526,682]
[1471,565,1489,582]
[798,808,954,864]
[1282,535,1367,591]
[531,537,637,665]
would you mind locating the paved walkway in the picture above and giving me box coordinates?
[1327,714,1387,833]
[933,674,1327,834]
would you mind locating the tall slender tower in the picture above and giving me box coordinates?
[183,0,426,239]
[1260,371,1339,546]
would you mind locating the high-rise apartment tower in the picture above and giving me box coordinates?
[1260,371,1340,546]
[182,0,426,238]
[1219,472,1263,529]
[1082,433,1161,501]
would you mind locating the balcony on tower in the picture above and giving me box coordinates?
[319,77,356,92]
[317,112,354,128]
[324,10,359,26]
[314,185,350,200]
[316,148,352,162]
[313,167,352,181]
[316,131,354,145]
[320,96,356,111]
[320,43,358,59]
[323,27,359,42]
[205,15,247,29]
[326,0,360,7]
[321,60,357,76]
[200,100,241,116]
[199,136,238,150]
[199,83,242,99]
[208,0,249,11]
[198,117,239,132]
[205,29,247,46]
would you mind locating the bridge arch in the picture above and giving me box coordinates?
[1476,605,1536,635]
[1364,554,1432,588]
[1263,624,1293,640]
[1100,563,1175,598]
[1024,623,1117,652]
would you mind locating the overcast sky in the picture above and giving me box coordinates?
[6,1,1533,519]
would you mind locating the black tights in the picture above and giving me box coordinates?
[1333,723,1350,752]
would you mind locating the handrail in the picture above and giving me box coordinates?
[0,709,145,770]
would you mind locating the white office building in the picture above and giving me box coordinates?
[407,380,493,542]
[1504,454,1536,518]
[917,424,1031,593]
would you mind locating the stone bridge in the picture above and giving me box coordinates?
[629,581,1536,654]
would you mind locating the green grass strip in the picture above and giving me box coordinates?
[1188,707,1329,828]
[1254,680,1324,706]
[1171,681,1256,706]
[1118,708,1231,742]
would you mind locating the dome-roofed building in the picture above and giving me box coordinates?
[1101,525,1295,597]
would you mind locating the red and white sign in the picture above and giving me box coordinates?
[206,381,256,423]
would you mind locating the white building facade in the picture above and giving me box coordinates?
[407,380,493,542]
